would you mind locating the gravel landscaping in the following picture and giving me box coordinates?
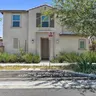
[0,70,96,90]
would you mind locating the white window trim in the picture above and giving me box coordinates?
[78,39,86,50]
[11,14,21,27]
[41,15,50,27]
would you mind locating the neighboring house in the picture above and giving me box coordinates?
[0,37,3,46]
[0,4,89,60]
[0,37,4,52]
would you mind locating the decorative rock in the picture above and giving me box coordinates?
[91,85,96,89]
[21,68,28,70]
[34,68,41,70]
[75,86,82,89]
[28,68,34,70]
[64,84,71,89]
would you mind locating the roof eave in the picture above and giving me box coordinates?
[59,34,78,36]
[0,10,28,14]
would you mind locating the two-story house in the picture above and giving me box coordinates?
[0,4,89,60]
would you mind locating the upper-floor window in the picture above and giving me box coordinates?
[41,16,49,27]
[36,13,54,27]
[12,15,20,27]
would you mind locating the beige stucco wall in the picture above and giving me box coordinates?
[28,5,60,55]
[3,5,89,60]
[28,5,62,60]
[3,12,28,53]
[55,36,89,55]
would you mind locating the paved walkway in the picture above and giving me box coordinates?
[0,61,72,66]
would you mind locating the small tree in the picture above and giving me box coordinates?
[49,0,96,37]
[89,40,96,51]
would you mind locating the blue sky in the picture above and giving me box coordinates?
[0,0,52,37]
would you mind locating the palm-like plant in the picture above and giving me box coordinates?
[75,52,96,73]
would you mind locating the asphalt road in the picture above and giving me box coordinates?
[0,89,95,96]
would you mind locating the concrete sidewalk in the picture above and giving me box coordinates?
[0,62,96,67]
[0,61,72,66]
[0,81,56,89]
[0,80,96,89]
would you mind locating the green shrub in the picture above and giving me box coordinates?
[9,54,18,63]
[0,53,10,63]
[0,53,18,63]
[50,58,59,63]
[75,56,91,73]
[16,55,24,63]
[19,48,25,56]
[62,63,96,73]
[81,51,96,63]
[0,53,3,62]
[57,55,65,63]
[65,52,80,63]
[0,52,40,63]
[51,51,96,63]
[16,48,25,63]
[62,64,78,70]
[22,53,33,63]
[51,52,80,63]
[51,51,96,73]
[74,52,96,73]
[32,55,40,63]
[62,52,96,73]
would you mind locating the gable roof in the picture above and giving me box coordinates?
[28,4,53,11]
[0,4,53,14]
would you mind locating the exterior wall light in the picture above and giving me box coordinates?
[32,39,34,43]
[44,6,46,10]
[56,39,59,44]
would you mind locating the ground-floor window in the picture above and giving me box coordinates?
[79,39,86,49]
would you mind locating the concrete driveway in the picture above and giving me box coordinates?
[0,89,95,96]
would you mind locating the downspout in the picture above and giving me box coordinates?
[53,32,55,59]
[26,12,29,53]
